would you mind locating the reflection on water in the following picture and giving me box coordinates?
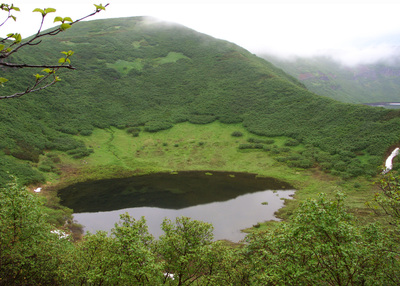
[74,190,294,242]
[58,171,295,242]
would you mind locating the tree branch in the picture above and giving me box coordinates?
[0,78,57,99]
[0,3,109,99]
[0,62,75,69]
[2,4,109,59]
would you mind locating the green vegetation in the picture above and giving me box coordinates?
[0,16,399,187]
[2,175,400,285]
[246,191,399,285]
[1,14,400,285]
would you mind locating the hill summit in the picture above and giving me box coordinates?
[1,17,399,184]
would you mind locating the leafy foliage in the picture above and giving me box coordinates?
[246,192,399,285]
[157,216,215,285]
[368,171,400,227]
[60,215,163,285]
[0,178,70,284]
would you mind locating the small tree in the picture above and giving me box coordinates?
[59,214,163,285]
[246,192,394,285]
[157,216,215,285]
[110,214,163,284]
[0,3,108,99]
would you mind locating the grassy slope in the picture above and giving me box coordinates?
[1,17,399,188]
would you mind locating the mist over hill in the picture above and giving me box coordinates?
[1,16,400,185]
[260,52,400,104]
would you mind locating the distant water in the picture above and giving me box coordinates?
[58,171,295,242]
[364,102,400,109]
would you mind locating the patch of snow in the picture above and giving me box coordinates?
[33,187,42,193]
[383,147,399,174]
[164,273,174,280]
[51,229,69,239]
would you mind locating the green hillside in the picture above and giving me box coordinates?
[1,16,400,185]
[261,54,400,104]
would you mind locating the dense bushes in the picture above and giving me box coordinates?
[248,137,275,144]
[239,143,264,150]
[66,148,94,159]
[231,131,243,137]
[284,138,300,146]
[0,155,45,186]
[144,121,173,132]
[246,192,400,285]
[126,127,141,137]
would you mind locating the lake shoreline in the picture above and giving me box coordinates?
[35,123,391,240]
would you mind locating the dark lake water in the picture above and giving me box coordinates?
[58,171,295,242]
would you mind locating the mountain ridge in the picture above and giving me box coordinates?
[260,53,400,104]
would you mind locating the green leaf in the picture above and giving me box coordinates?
[11,6,20,12]
[1,4,8,11]
[60,23,71,31]
[11,15,16,21]
[0,77,8,87]
[32,8,44,15]
[0,44,5,51]
[6,33,14,37]
[14,33,21,43]
[63,17,73,23]
[54,16,63,23]
[0,77,8,83]
[58,58,66,64]
[44,8,56,14]
[42,68,53,74]
[60,50,74,57]
[94,4,106,10]
[34,74,44,80]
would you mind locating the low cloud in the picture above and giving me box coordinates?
[326,44,400,66]
[255,44,400,67]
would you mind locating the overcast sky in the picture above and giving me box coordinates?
[3,0,400,65]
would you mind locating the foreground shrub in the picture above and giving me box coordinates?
[246,192,398,285]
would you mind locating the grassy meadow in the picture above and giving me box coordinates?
[40,121,379,227]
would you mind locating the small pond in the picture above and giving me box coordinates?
[58,171,295,242]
